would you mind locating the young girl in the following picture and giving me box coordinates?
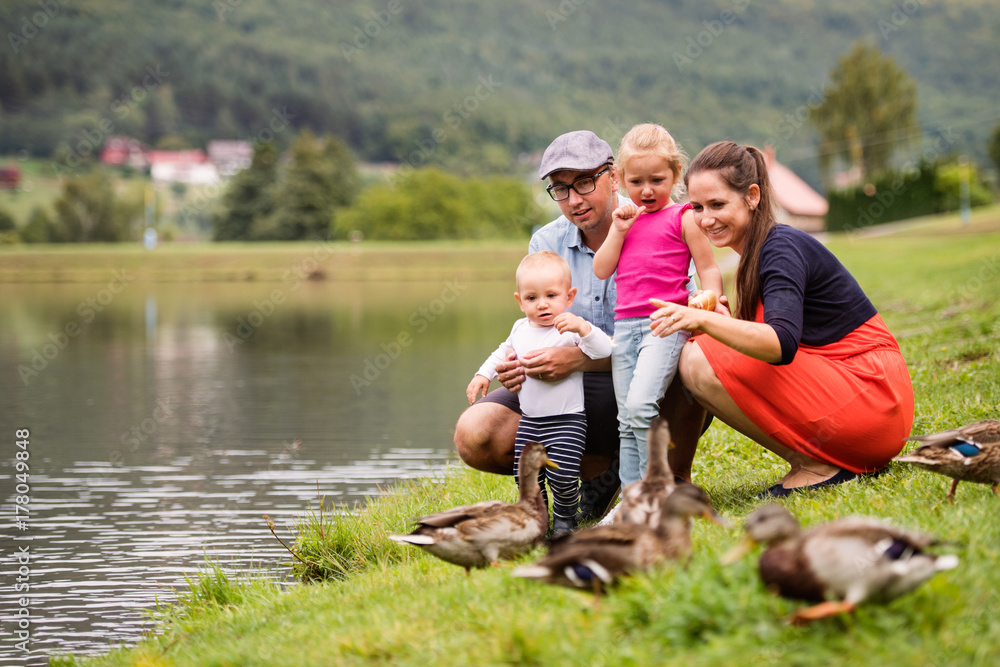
[593,123,725,494]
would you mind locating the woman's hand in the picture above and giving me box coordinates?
[650,296,782,363]
[649,297,711,337]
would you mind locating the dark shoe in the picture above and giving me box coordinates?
[701,412,715,436]
[551,516,578,538]
[576,457,621,523]
[860,465,890,479]
[756,468,858,499]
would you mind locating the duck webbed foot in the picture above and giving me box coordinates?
[788,600,856,625]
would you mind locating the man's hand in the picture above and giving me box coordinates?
[496,349,526,393]
[518,345,587,383]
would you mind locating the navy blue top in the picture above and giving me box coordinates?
[759,225,877,365]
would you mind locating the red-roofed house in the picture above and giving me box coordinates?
[101,135,149,170]
[207,140,253,177]
[764,147,828,233]
[0,166,19,190]
[148,149,219,185]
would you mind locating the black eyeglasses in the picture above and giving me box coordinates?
[546,166,611,202]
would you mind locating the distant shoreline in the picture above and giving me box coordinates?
[0,240,529,283]
[3,206,997,283]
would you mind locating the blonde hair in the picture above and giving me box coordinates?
[515,251,571,290]
[617,123,688,197]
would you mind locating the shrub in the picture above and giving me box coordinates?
[825,158,993,233]
[334,167,540,240]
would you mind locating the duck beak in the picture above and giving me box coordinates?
[544,459,560,471]
[703,509,732,529]
[720,535,757,566]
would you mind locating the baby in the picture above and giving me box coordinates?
[467,251,612,536]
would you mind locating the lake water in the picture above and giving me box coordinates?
[0,276,520,663]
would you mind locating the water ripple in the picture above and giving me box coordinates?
[0,447,454,662]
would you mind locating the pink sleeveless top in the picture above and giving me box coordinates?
[613,202,692,319]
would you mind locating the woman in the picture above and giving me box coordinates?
[652,141,914,497]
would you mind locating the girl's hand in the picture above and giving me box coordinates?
[553,312,591,336]
[612,203,646,232]
[715,294,732,316]
[466,375,491,404]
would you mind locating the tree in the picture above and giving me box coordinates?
[334,167,540,241]
[0,207,15,232]
[252,131,358,241]
[52,171,130,242]
[19,207,56,243]
[211,141,279,241]
[988,121,1000,179]
[811,42,918,183]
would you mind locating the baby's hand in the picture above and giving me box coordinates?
[466,375,491,405]
[612,203,646,232]
[554,312,591,336]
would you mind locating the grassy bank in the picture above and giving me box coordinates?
[0,239,529,283]
[64,208,1000,666]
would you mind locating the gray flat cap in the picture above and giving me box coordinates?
[538,130,613,180]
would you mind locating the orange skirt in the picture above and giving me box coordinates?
[696,309,914,473]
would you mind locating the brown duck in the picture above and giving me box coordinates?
[724,504,959,624]
[614,416,676,528]
[894,419,1000,501]
[389,441,557,573]
[512,483,729,594]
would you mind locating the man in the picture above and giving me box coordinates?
[453,130,706,522]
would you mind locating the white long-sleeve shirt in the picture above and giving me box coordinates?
[476,317,611,418]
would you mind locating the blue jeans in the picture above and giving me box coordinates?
[612,317,690,488]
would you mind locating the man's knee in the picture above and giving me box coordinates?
[453,409,490,466]
[453,409,483,456]
[453,403,517,475]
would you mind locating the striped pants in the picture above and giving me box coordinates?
[514,412,587,521]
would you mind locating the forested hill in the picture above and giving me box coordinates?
[2,0,998,183]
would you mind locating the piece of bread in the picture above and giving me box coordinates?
[688,290,717,311]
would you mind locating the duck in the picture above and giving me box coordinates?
[894,419,1000,502]
[512,483,729,594]
[389,441,557,574]
[614,415,676,528]
[724,504,959,625]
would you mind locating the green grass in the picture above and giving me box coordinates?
[0,239,528,283]
[0,156,65,223]
[64,208,1000,666]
